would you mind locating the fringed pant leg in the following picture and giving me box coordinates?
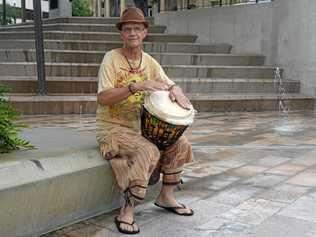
[98,127,161,202]
[159,136,193,186]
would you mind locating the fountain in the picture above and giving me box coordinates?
[274,67,289,113]
[273,67,304,134]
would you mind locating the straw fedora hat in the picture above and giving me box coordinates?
[116,7,149,31]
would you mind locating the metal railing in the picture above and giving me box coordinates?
[1,0,49,25]
[159,0,273,12]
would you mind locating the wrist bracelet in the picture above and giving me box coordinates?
[128,83,136,94]
[168,84,176,91]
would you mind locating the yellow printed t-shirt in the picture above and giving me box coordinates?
[96,49,175,134]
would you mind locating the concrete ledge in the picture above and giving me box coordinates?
[0,128,120,237]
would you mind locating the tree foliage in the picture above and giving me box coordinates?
[0,84,34,154]
[72,0,93,17]
[0,4,21,25]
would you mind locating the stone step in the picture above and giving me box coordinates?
[165,65,279,79]
[1,76,300,94]
[0,40,232,54]
[177,78,299,94]
[0,16,155,27]
[6,94,314,114]
[0,31,198,43]
[0,23,167,33]
[0,62,280,78]
[189,93,314,112]
[0,49,264,66]
[51,16,155,25]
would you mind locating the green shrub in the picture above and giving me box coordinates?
[0,3,21,25]
[72,0,93,17]
[0,84,34,153]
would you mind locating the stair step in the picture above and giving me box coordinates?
[164,65,280,78]
[1,76,300,94]
[0,40,232,54]
[0,23,167,34]
[0,16,155,26]
[189,93,315,112]
[6,94,314,114]
[0,62,281,78]
[176,78,299,93]
[0,49,265,66]
[0,17,311,114]
[0,31,198,43]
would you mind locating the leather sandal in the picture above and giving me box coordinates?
[154,202,194,216]
[114,216,140,235]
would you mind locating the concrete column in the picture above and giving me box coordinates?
[49,0,72,18]
[182,0,188,9]
[121,0,126,14]
[195,0,207,8]
[97,0,101,16]
[176,0,182,10]
[93,0,97,16]
[160,0,165,12]
[104,0,110,17]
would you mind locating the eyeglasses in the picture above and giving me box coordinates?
[121,26,145,34]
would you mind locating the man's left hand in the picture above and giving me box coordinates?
[169,85,192,110]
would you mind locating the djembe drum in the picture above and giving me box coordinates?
[140,91,195,151]
[141,91,195,185]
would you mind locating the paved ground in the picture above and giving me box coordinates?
[17,111,316,237]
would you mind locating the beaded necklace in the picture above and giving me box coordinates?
[123,51,143,73]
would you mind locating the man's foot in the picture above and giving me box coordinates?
[154,202,194,216]
[155,195,193,216]
[114,216,140,234]
[115,204,139,234]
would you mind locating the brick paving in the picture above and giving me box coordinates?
[24,111,316,237]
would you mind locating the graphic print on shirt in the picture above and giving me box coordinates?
[108,67,147,121]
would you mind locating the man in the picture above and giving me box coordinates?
[96,7,194,235]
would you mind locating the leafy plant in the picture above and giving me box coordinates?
[0,4,22,25]
[0,84,34,153]
[72,0,93,17]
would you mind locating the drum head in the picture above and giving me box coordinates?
[144,91,195,126]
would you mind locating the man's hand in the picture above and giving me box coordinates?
[169,85,192,110]
[134,80,169,92]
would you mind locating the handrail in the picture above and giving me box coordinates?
[33,0,47,95]
[1,1,49,26]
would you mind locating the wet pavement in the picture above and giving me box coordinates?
[18,111,316,237]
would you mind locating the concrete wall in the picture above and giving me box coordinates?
[49,0,72,18]
[155,0,316,97]
[272,0,316,97]
[155,3,274,59]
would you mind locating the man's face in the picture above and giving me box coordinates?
[120,23,148,48]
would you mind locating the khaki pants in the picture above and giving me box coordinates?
[98,126,193,202]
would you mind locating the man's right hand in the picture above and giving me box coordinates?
[134,80,169,92]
